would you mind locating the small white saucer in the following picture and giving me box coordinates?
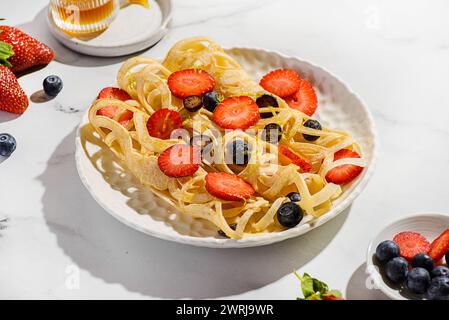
[46,0,172,57]
[366,212,449,300]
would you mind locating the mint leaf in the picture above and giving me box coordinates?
[312,278,329,294]
[295,272,343,300]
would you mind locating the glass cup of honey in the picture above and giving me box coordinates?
[49,0,149,36]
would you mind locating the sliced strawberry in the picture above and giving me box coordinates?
[157,144,200,178]
[98,87,132,101]
[167,69,215,99]
[325,149,363,185]
[278,144,312,172]
[213,96,260,130]
[428,229,449,262]
[97,106,133,126]
[284,79,318,116]
[96,87,133,126]
[146,108,182,139]
[205,172,255,202]
[393,232,430,261]
[259,69,301,98]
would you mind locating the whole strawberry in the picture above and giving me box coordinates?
[0,65,29,114]
[0,25,54,73]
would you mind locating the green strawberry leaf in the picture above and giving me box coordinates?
[0,41,14,68]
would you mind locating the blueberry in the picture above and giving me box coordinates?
[256,94,279,118]
[302,119,322,141]
[263,123,282,143]
[431,266,449,278]
[183,95,203,112]
[286,192,301,203]
[202,92,220,112]
[277,202,303,228]
[406,267,431,294]
[228,140,251,165]
[375,240,400,264]
[426,276,449,300]
[0,133,16,157]
[190,134,213,153]
[446,251,449,265]
[43,75,63,97]
[411,253,435,272]
[385,257,409,284]
[218,223,237,238]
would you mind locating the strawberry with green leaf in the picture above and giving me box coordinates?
[0,25,54,73]
[295,272,343,300]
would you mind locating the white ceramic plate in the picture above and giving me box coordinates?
[75,47,378,248]
[47,0,173,57]
[366,212,449,300]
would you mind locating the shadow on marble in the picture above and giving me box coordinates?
[17,8,148,68]
[30,90,56,104]
[346,263,390,300]
[0,111,20,124]
[38,129,351,299]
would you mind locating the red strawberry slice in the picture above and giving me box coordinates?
[97,106,133,126]
[0,65,29,114]
[167,69,215,99]
[393,232,430,261]
[278,144,312,172]
[146,108,182,140]
[96,87,133,126]
[325,149,363,185]
[213,96,260,130]
[157,144,200,177]
[284,79,318,116]
[98,87,132,101]
[0,25,54,73]
[259,69,301,98]
[205,172,255,202]
[428,229,449,261]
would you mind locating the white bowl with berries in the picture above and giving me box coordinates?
[367,213,449,300]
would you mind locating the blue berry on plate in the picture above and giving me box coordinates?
[302,119,322,141]
[411,253,435,272]
[263,123,282,143]
[446,251,449,265]
[277,202,303,228]
[286,192,301,203]
[202,91,220,112]
[256,94,279,118]
[385,257,409,283]
[375,240,400,264]
[406,267,431,294]
[43,75,63,97]
[426,276,449,300]
[431,266,449,278]
[183,95,203,112]
[228,139,251,165]
[0,133,16,157]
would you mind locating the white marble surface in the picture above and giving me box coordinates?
[1,0,448,299]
